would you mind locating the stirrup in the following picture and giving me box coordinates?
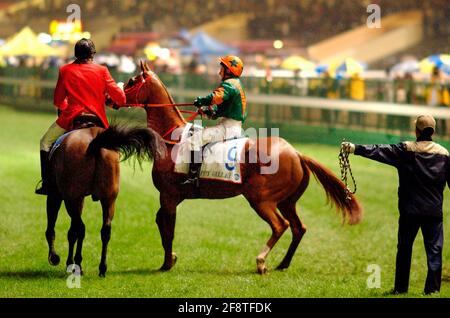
[35,180,48,195]
[181,177,198,186]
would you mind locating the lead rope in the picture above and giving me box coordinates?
[339,139,357,201]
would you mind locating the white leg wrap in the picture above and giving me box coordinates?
[257,245,271,261]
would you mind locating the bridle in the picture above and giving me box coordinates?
[124,71,149,105]
[123,71,202,140]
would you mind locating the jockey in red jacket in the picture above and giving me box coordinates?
[35,38,126,195]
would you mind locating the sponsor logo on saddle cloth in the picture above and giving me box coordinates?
[174,124,247,183]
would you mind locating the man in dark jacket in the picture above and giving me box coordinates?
[342,114,450,295]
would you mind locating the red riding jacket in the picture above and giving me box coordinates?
[54,62,126,130]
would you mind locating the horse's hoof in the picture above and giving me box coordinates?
[48,253,60,266]
[160,253,178,271]
[159,265,172,271]
[276,263,289,271]
[172,253,178,265]
[256,257,267,275]
[99,264,107,277]
[257,266,268,275]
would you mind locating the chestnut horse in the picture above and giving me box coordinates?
[45,122,165,277]
[124,61,362,274]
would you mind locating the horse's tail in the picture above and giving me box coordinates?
[87,125,166,164]
[299,153,363,225]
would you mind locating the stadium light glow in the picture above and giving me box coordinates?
[273,40,284,49]
[37,33,52,44]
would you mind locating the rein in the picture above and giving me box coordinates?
[124,102,195,108]
[124,71,202,142]
[123,102,201,139]
[124,72,195,108]
[338,140,357,201]
[161,108,204,139]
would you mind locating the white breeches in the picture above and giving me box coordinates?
[188,118,243,151]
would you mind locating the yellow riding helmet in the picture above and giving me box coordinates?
[219,55,244,77]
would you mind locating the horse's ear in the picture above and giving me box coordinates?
[139,60,145,72]
[144,61,151,72]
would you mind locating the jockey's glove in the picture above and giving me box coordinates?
[193,98,202,107]
[203,108,218,120]
[341,142,355,153]
[105,94,120,110]
[105,94,113,106]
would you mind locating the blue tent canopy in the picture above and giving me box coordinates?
[180,31,238,58]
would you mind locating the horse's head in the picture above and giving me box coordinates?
[124,60,185,136]
[123,60,153,104]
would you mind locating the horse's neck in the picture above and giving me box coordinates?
[143,75,187,140]
[145,107,185,138]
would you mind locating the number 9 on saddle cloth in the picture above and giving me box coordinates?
[176,122,247,186]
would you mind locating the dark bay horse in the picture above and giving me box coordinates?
[45,121,165,277]
[124,61,363,274]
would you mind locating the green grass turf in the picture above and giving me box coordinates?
[0,104,449,298]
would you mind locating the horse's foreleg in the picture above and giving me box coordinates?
[156,193,183,271]
[156,207,177,271]
[65,199,84,273]
[66,220,77,269]
[251,201,289,274]
[74,219,85,272]
[156,195,181,271]
[99,199,115,277]
[276,200,307,270]
[46,193,62,266]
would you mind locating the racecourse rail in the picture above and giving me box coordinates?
[1,76,450,139]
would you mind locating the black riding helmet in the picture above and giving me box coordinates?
[74,38,96,60]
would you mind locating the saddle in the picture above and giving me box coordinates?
[48,114,104,160]
[72,113,104,130]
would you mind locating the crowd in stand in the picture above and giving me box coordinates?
[11,0,447,46]
[247,0,448,45]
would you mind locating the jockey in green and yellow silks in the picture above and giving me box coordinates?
[182,55,247,186]
[194,56,247,122]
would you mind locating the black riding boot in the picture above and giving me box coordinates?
[35,150,50,195]
[181,150,202,187]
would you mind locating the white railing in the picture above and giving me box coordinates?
[1,76,450,120]
[170,88,450,120]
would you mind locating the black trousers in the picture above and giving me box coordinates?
[394,214,443,294]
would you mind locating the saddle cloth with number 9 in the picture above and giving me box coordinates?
[174,124,247,184]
